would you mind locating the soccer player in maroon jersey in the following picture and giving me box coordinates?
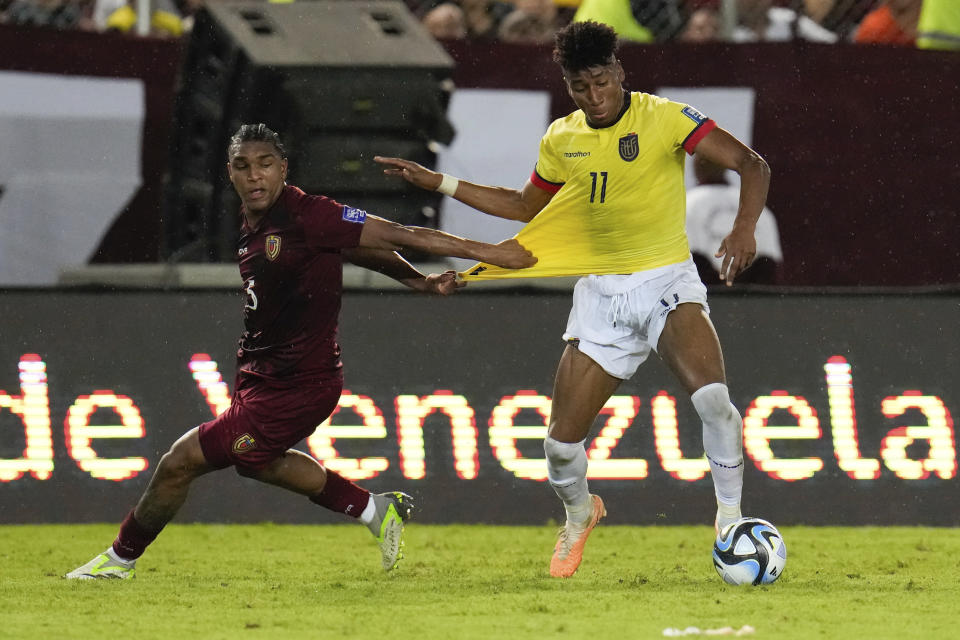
[66,124,535,579]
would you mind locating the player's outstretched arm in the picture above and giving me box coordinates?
[692,128,771,286]
[374,156,552,223]
[342,247,465,295]
[359,215,536,270]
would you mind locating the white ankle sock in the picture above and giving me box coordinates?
[716,501,742,529]
[105,546,135,565]
[359,496,377,525]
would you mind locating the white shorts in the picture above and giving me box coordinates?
[562,256,709,380]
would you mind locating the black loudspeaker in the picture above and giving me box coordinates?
[163,0,455,262]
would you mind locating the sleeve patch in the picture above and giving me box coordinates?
[342,206,367,223]
[681,105,708,125]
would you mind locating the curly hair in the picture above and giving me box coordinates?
[227,123,287,160]
[552,21,619,73]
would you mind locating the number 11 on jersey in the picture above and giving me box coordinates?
[589,171,608,203]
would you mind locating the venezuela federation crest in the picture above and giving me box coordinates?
[232,433,257,454]
[619,132,639,162]
[265,235,282,261]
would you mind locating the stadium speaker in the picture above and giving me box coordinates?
[163,0,455,262]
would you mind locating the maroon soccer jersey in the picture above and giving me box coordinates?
[235,184,365,383]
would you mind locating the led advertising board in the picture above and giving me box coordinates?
[1,290,957,525]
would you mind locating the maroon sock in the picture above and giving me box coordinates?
[112,510,162,560]
[309,470,370,518]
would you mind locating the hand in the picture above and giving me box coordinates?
[486,238,537,269]
[374,156,442,192]
[423,270,466,295]
[715,227,757,286]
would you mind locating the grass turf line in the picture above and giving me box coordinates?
[1,524,958,639]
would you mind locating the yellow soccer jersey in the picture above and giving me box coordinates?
[461,91,716,280]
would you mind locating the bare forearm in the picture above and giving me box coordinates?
[379,223,490,262]
[342,247,426,289]
[733,153,771,232]
[447,180,533,222]
[374,156,547,223]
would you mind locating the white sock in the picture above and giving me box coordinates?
[692,383,744,516]
[105,546,135,565]
[358,495,377,525]
[716,501,742,529]
[544,436,592,524]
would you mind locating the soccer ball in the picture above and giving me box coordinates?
[712,517,787,586]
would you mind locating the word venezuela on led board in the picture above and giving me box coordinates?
[2,352,954,486]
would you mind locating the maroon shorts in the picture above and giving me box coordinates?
[197,375,342,472]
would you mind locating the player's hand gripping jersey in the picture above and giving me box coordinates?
[460,92,716,280]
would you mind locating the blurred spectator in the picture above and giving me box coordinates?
[854,0,920,46]
[686,154,783,286]
[78,0,187,36]
[572,0,653,44]
[733,0,839,42]
[573,0,685,43]
[461,0,514,40]
[916,0,960,50]
[498,0,563,44]
[0,0,89,29]
[802,0,835,24]
[679,5,722,42]
[422,2,468,39]
[812,0,875,39]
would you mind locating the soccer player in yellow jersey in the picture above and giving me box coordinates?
[376,20,771,578]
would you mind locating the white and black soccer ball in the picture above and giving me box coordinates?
[713,517,787,586]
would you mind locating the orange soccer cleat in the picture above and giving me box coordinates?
[549,494,606,578]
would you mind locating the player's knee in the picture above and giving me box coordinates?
[692,382,737,426]
[544,436,583,465]
[158,436,207,482]
[544,436,588,486]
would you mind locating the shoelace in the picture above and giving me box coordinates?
[605,292,628,328]
[555,520,588,556]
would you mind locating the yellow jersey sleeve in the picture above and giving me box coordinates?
[532,122,567,189]
[654,98,717,155]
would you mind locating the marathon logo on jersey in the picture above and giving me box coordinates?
[342,206,367,224]
[265,235,282,261]
[619,132,639,162]
[232,433,257,454]
[682,105,708,125]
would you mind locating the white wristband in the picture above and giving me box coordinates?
[436,173,459,197]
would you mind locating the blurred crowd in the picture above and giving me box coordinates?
[413,0,958,48]
[0,0,956,49]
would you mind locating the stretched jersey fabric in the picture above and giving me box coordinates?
[460,91,715,281]
[235,184,365,383]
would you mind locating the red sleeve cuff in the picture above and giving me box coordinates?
[682,119,717,154]
[530,169,564,194]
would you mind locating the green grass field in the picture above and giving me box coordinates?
[2,524,958,639]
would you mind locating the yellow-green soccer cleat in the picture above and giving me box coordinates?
[367,492,414,571]
[65,549,136,580]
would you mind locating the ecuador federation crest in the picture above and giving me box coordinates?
[265,235,282,261]
[618,132,639,162]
